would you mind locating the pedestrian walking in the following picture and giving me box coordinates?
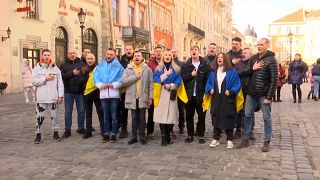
[121,51,153,145]
[94,48,124,143]
[181,46,211,144]
[153,50,182,146]
[205,53,241,149]
[21,58,35,102]
[307,64,315,100]
[82,53,104,138]
[32,49,64,144]
[312,58,320,101]
[273,63,286,102]
[60,49,87,138]
[237,38,278,152]
[288,53,308,103]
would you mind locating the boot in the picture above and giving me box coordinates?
[53,131,61,141]
[262,140,270,152]
[159,124,167,146]
[166,125,173,145]
[34,133,41,144]
[236,139,250,149]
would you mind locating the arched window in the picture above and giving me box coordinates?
[55,27,68,66]
[83,28,98,59]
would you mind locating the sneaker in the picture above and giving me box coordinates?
[184,136,194,143]
[119,129,128,138]
[101,134,110,143]
[34,133,41,144]
[53,131,61,141]
[76,128,85,134]
[62,130,71,138]
[128,138,138,145]
[110,135,116,143]
[83,132,93,139]
[25,98,30,103]
[236,139,250,149]
[262,140,270,152]
[249,132,257,141]
[209,139,219,148]
[140,138,147,145]
[227,141,234,149]
[198,137,205,144]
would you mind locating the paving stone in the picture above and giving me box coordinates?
[298,173,316,180]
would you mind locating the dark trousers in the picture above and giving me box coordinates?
[307,86,314,99]
[235,110,243,129]
[213,127,233,141]
[119,93,128,130]
[292,84,302,101]
[147,103,154,135]
[178,98,185,130]
[159,123,171,142]
[131,100,146,139]
[84,91,104,134]
[185,96,206,137]
[273,86,282,101]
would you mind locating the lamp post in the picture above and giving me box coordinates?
[203,46,206,56]
[78,8,86,52]
[288,30,293,63]
[1,27,11,42]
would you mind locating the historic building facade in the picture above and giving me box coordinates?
[269,8,320,65]
[0,0,103,93]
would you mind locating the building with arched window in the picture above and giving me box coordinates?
[0,0,104,93]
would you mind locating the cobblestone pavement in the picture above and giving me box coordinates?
[0,84,319,180]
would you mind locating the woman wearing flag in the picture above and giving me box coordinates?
[204,52,242,149]
[153,51,183,146]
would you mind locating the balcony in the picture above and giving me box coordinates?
[122,26,150,43]
[187,23,205,39]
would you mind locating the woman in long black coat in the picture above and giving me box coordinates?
[205,53,241,149]
[288,53,308,103]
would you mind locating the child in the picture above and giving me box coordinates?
[32,49,64,144]
[121,51,153,145]
[205,53,241,149]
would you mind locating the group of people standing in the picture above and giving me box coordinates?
[29,37,281,152]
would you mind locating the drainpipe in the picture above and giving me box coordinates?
[147,0,154,50]
[108,0,115,48]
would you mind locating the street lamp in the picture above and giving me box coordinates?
[203,46,207,56]
[1,27,11,42]
[78,8,86,52]
[288,30,293,63]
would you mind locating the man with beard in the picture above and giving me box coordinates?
[118,45,134,138]
[203,43,217,68]
[181,46,211,144]
[171,48,185,134]
[227,37,243,65]
[146,46,163,138]
[60,49,86,138]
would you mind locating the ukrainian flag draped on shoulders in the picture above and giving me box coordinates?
[203,69,244,112]
[93,58,124,86]
[153,66,188,107]
[84,67,97,95]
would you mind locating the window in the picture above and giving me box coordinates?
[112,0,119,24]
[26,0,39,19]
[23,48,39,68]
[128,7,134,26]
[83,28,98,59]
[139,11,145,28]
[55,27,68,66]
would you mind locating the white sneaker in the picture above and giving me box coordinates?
[25,99,29,103]
[209,140,219,148]
[227,140,234,149]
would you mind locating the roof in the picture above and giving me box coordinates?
[272,8,305,23]
[306,9,320,18]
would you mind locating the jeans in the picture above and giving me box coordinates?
[101,98,120,136]
[131,100,146,139]
[313,76,320,97]
[243,95,272,142]
[64,93,85,132]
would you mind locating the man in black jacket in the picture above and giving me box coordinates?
[203,43,217,68]
[60,49,87,138]
[81,48,91,64]
[118,45,134,138]
[181,46,211,144]
[237,38,278,152]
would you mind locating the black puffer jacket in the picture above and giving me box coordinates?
[59,58,86,94]
[234,59,251,95]
[120,54,133,69]
[245,50,278,100]
[181,57,211,102]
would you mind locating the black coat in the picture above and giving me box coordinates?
[181,57,211,102]
[234,59,251,96]
[211,77,237,129]
[59,58,86,94]
[203,55,216,69]
[120,54,133,69]
[227,49,243,65]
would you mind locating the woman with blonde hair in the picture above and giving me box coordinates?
[153,51,182,146]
